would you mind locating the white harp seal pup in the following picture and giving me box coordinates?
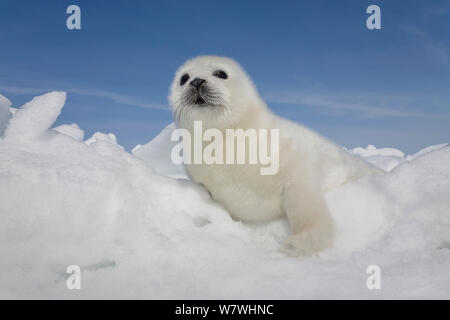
[169,56,381,256]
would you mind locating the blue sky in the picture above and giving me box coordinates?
[0,0,449,153]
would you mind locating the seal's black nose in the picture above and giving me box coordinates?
[190,78,206,90]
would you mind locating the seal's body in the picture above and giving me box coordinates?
[169,56,381,256]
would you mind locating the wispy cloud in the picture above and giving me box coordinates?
[266,91,450,119]
[0,85,44,95]
[2,84,448,120]
[0,85,168,110]
[406,27,450,68]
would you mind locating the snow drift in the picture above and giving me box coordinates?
[0,92,449,299]
[0,94,12,137]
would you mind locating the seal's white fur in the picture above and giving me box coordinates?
[169,56,381,256]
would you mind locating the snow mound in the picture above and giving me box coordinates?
[407,143,449,161]
[4,91,66,143]
[53,123,84,142]
[348,144,449,172]
[132,123,187,178]
[85,131,122,148]
[0,94,12,137]
[0,92,449,299]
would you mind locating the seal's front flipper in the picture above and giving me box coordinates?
[282,174,334,256]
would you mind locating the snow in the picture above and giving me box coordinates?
[53,123,84,142]
[0,92,449,299]
[84,132,122,148]
[347,143,449,172]
[132,123,187,178]
[0,94,12,137]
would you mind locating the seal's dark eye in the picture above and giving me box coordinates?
[213,70,228,79]
[180,74,190,86]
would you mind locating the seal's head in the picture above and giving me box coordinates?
[169,56,266,128]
